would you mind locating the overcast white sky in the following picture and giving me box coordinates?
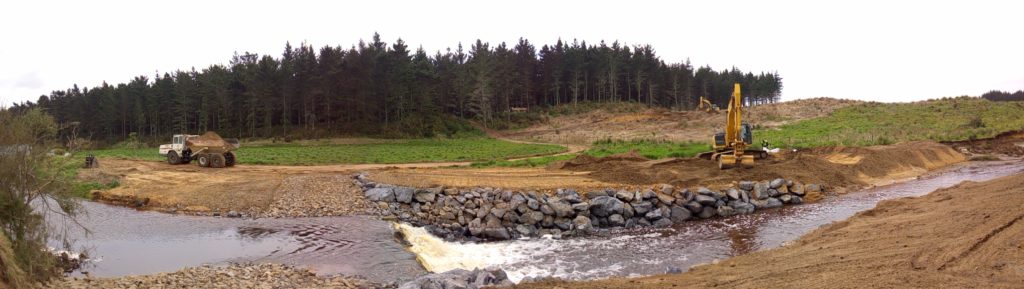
[1,0,1022,106]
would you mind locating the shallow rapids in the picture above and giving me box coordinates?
[395,160,1024,282]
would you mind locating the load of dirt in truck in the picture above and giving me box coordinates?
[160,131,238,168]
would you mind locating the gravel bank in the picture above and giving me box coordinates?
[53,263,379,289]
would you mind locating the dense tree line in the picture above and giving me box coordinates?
[11,34,782,141]
[981,90,1024,102]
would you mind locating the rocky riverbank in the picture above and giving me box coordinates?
[53,263,377,289]
[355,173,826,241]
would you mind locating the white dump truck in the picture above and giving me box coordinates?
[158,131,240,167]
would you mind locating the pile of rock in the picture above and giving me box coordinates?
[354,173,823,241]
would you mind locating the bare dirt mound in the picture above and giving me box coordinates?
[563,141,964,189]
[517,166,1024,289]
[945,130,1024,157]
[501,98,860,145]
[550,151,649,169]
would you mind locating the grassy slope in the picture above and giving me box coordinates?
[86,137,566,165]
[757,97,1024,148]
[473,140,708,167]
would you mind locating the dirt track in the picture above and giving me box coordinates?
[517,166,1024,289]
[501,98,860,145]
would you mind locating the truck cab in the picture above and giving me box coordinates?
[159,134,194,156]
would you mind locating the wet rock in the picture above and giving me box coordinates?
[608,214,626,227]
[614,190,633,202]
[777,185,790,194]
[468,218,483,236]
[399,268,512,289]
[670,205,691,222]
[638,218,652,227]
[770,178,786,189]
[554,218,572,230]
[695,194,717,206]
[790,195,804,204]
[698,206,716,219]
[678,189,695,203]
[768,188,780,197]
[739,181,755,191]
[490,206,507,219]
[625,217,638,228]
[685,201,703,214]
[696,187,716,196]
[365,188,395,202]
[717,206,736,217]
[726,188,741,200]
[484,227,511,240]
[753,182,770,200]
[740,189,751,203]
[226,210,240,218]
[573,215,593,232]
[666,266,684,274]
[633,201,654,215]
[653,218,674,227]
[541,215,554,228]
[753,197,783,209]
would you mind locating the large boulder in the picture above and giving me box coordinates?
[698,206,716,219]
[769,178,786,189]
[573,215,593,233]
[586,190,608,199]
[605,198,626,216]
[779,194,793,204]
[520,210,545,225]
[557,189,583,203]
[685,201,703,214]
[644,208,663,220]
[589,196,612,217]
[394,187,415,204]
[752,197,784,209]
[726,188,741,200]
[632,201,654,215]
[670,205,692,222]
[790,183,806,196]
[365,187,395,202]
[549,200,575,218]
[656,193,676,205]
[729,200,756,214]
[717,206,737,218]
[695,194,717,206]
[608,214,626,227]
[414,188,440,203]
[641,189,657,200]
[753,182,770,200]
[652,218,674,227]
[615,190,634,202]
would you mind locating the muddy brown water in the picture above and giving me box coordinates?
[54,160,1024,284]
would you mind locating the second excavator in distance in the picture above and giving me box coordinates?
[696,83,769,169]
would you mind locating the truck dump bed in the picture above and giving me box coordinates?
[185,131,236,153]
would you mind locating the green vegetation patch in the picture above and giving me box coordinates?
[473,139,708,168]
[86,138,566,165]
[756,97,1024,148]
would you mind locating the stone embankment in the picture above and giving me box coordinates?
[355,173,825,241]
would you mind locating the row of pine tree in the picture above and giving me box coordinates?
[11,34,782,141]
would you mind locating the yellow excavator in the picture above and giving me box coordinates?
[697,83,768,169]
[697,96,719,112]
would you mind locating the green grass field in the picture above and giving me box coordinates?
[756,98,1024,148]
[85,137,566,165]
[472,139,708,167]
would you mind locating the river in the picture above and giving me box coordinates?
[55,160,1024,284]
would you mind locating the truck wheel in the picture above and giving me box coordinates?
[197,154,210,167]
[211,154,226,168]
[167,151,180,165]
[224,152,236,167]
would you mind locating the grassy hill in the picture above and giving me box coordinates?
[756,97,1024,148]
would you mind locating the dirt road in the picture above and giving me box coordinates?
[518,166,1024,289]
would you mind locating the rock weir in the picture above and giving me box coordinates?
[354,173,825,241]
